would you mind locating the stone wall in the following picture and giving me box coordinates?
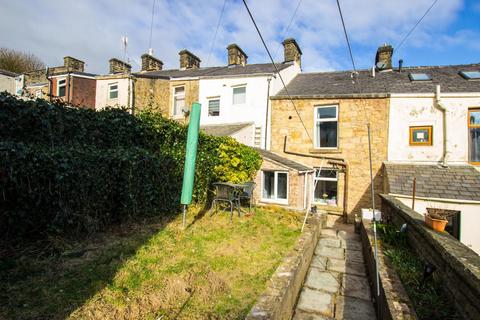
[380,194,480,320]
[134,77,170,114]
[360,220,418,320]
[270,97,389,221]
[246,214,324,320]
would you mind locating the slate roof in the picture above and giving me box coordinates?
[274,63,480,98]
[51,71,98,77]
[0,69,19,77]
[200,122,253,137]
[255,148,313,172]
[384,162,480,201]
[134,62,293,79]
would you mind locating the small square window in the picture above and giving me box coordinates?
[232,86,246,104]
[208,99,220,116]
[459,71,480,80]
[409,126,432,146]
[409,73,431,81]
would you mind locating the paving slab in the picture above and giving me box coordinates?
[345,249,364,264]
[327,258,366,276]
[337,230,360,241]
[320,228,338,238]
[334,295,376,320]
[304,268,341,293]
[319,237,342,248]
[297,287,334,317]
[341,274,372,301]
[310,255,328,270]
[293,309,333,320]
[316,246,345,260]
[341,239,363,251]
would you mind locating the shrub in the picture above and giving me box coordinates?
[0,94,261,240]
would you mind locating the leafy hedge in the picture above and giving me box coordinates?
[0,93,261,240]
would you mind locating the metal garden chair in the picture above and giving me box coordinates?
[236,181,256,213]
[211,182,241,222]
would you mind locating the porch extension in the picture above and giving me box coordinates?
[293,215,376,320]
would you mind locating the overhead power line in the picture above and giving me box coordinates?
[206,0,228,67]
[336,0,357,73]
[241,0,313,144]
[148,0,156,52]
[395,0,439,52]
[273,0,303,61]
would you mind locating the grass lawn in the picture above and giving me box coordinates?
[0,206,302,320]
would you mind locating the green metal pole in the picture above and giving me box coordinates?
[181,102,201,227]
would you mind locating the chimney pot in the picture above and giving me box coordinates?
[63,56,85,72]
[141,53,163,72]
[109,58,132,74]
[282,38,302,67]
[227,44,248,66]
[375,44,393,70]
[179,50,201,70]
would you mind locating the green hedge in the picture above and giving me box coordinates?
[0,93,261,240]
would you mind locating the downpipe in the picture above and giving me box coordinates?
[435,85,448,167]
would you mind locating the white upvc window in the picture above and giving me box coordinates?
[232,85,246,105]
[262,170,288,204]
[173,86,185,116]
[108,83,118,99]
[208,98,220,116]
[313,168,338,206]
[57,78,66,97]
[314,105,338,148]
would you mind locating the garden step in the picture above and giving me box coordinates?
[340,274,372,301]
[296,287,334,317]
[327,258,366,277]
[315,246,345,260]
[334,295,376,320]
[304,268,341,293]
[293,309,334,320]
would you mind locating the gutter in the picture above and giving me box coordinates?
[390,193,480,205]
[435,85,448,167]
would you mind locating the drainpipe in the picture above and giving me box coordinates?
[264,76,272,149]
[47,67,53,102]
[435,85,448,167]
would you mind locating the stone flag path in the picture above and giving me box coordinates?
[292,217,376,320]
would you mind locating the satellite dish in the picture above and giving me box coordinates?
[376,61,386,69]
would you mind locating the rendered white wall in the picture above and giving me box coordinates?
[95,78,130,111]
[0,74,15,94]
[388,95,480,164]
[231,124,255,146]
[396,196,480,255]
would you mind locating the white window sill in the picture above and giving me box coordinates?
[171,115,184,120]
[260,198,288,205]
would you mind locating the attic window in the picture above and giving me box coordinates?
[409,73,431,81]
[459,71,480,80]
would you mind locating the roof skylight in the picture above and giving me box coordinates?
[459,71,480,80]
[409,73,431,81]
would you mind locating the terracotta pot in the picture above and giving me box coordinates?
[425,214,448,232]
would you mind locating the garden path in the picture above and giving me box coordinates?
[292,215,376,320]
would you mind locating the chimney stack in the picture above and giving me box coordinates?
[282,38,302,67]
[179,50,201,70]
[141,53,163,72]
[227,44,248,66]
[109,58,132,74]
[375,44,393,70]
[63,56,85,72]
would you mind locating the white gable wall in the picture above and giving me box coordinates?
[95,77,131,112]
[388,94,480,164]
[198,63,300,148]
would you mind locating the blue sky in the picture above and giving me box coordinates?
[0,0,478,74]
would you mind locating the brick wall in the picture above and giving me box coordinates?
[270,97,389,220]
[71,76,96,109]
[254,158,307,210]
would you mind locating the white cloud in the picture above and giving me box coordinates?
[0,0,470,74]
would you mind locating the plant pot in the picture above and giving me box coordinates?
[425,214,448,232]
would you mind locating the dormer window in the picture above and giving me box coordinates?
[409,73,431,81]
[459,71,480,80]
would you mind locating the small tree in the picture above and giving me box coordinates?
[0,47,45,74]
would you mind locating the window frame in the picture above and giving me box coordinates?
[57,78,66,97]
[261,170,289,204]
[108,82,119,100]
[468,108,480,165]
[172,85,186,117]
[409,125,433,146]
[208,97,220,117]
[232,85,246,105]
[314,105,339,149]
[35,90,42,98]
[312,168,338,206]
